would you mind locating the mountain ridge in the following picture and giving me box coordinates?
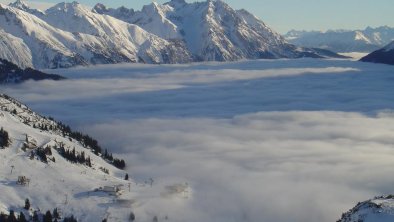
[337,195,394,222]
[360,40,394,65]
[0,58,65,84]
[285,26,394,53]
[94,0,346,62]
[0,0,344,69]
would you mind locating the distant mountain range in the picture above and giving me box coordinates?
[361,41,394,65]
[285,26,394,53]
[0,58,64,84]
[0,0,344,69]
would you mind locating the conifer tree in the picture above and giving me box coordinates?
[43,210,52,222]
[32,211,39,222]
[53,208,60,219]
[19,212,27,222]
[8,210,17,222]
[24,198,30,210]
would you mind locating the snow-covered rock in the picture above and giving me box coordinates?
[337,196,394,222]
[285,26,394,53]
[0,0,344,69]
[0,29,33,69]
[8,0,45,17]
[360,41,394,65]
[94,0,344,61]
[0,1,192,69]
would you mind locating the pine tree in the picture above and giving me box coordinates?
[0,213,7,222]
[153,215,158,222]
[53,208,60,219]
[129,212,135,221]
[43,210,52,222]
[8,210,17,222]
[19,212,27,222]
[0,127,10,148]
[32,211,39,222]
[24,198,30,210]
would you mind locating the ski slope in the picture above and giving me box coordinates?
[0,95,192,221]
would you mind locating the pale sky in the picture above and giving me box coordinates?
[1,0,393,33]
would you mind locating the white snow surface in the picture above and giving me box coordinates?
[0,95,192,221]
[0,1,192,68]
[2,59,394,222]
[0,0,345,69]
[0,29,33,68]
[94,0,329,62]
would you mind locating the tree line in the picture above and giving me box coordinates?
[55,121,126,169]
[0,198,77,222]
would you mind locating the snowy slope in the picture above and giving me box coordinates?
[0,94,192,221]
[0,3,88,69]
[94,2,180,40]
[0,29,33,68]
[338,196,394,222]
[360,41,394,65]
[94,0,344,61]
[42,2,192,64]
[0,0,346,68]
[0,94,129,221]
[285,26,394,53]
[8,0,45,17]
[0,1,192,69]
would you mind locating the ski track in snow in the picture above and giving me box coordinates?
[2,58,394,222]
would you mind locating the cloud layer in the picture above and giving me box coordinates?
[3,59,393,126]
[2,58,394,221]
[85,111,394,222]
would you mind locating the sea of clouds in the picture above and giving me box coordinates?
[2,58,394,222]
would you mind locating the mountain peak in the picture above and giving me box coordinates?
[8,0,44,15]
[8,0,29,10]
[168,0,186,4]
[338,196,394,222]
[165,0,187,8]
[46,1,89,15]
[92,3,108,13]
[383,40,394,51]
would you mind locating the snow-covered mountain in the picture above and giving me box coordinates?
[0,94,132,221]
[8,0,45,17]
[0,0,346,69]
[285,26,394,53]
[337,196,394,222]
[360,41,394,65]
[0,1,192,69]
[0,58,64,84]
[93,0,345,62]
